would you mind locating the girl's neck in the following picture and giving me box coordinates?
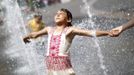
[52,25,66,35]
[55,22,67,29]
[56,25,66,29]
[36,20,41,24]
[56,21,68,28]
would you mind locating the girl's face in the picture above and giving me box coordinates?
[54,10,68,24]
[35,17,41,23]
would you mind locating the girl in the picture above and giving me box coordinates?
[23,8,111,75]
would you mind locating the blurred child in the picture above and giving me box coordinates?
[27,14,45,52]
[28,14,45,32]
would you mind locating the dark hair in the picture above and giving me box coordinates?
[60,8,73,26]
[34,14,42,20]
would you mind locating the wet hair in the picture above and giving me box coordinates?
[60,8,73,26]
[34,14,42,20]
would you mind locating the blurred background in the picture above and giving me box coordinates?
[0,0,134,75]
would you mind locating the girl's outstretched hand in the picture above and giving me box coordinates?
[108,31,114,37]
[110,26,123,37]
[23,37,30,44]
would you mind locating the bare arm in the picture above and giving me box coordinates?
[96,31,109,37]
[23,27,49,43]
[122,18,134,31]
[110,18,134,37]
[71,27,109,37]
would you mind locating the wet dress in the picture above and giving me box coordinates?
[45,27,75,75]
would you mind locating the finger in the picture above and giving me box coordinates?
[27,40,30,43]
[24,40,30,44]
[112,30,120,35]
[108,32,115,37]
[109,30,115,36]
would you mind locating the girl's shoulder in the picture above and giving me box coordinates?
[67,26,77,31]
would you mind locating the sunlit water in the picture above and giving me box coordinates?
[82,0,108,75]
[1,0,45,75]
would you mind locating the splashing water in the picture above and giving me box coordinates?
[1,0,45,75]
[82,0,108,75]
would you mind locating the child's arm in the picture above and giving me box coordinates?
[122,18,134,31]
[96,31,110,37]
[111,18,134,36]
[71,27,109,37]
[23,27,49,43]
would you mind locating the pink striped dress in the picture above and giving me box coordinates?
[45,27,75,75]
